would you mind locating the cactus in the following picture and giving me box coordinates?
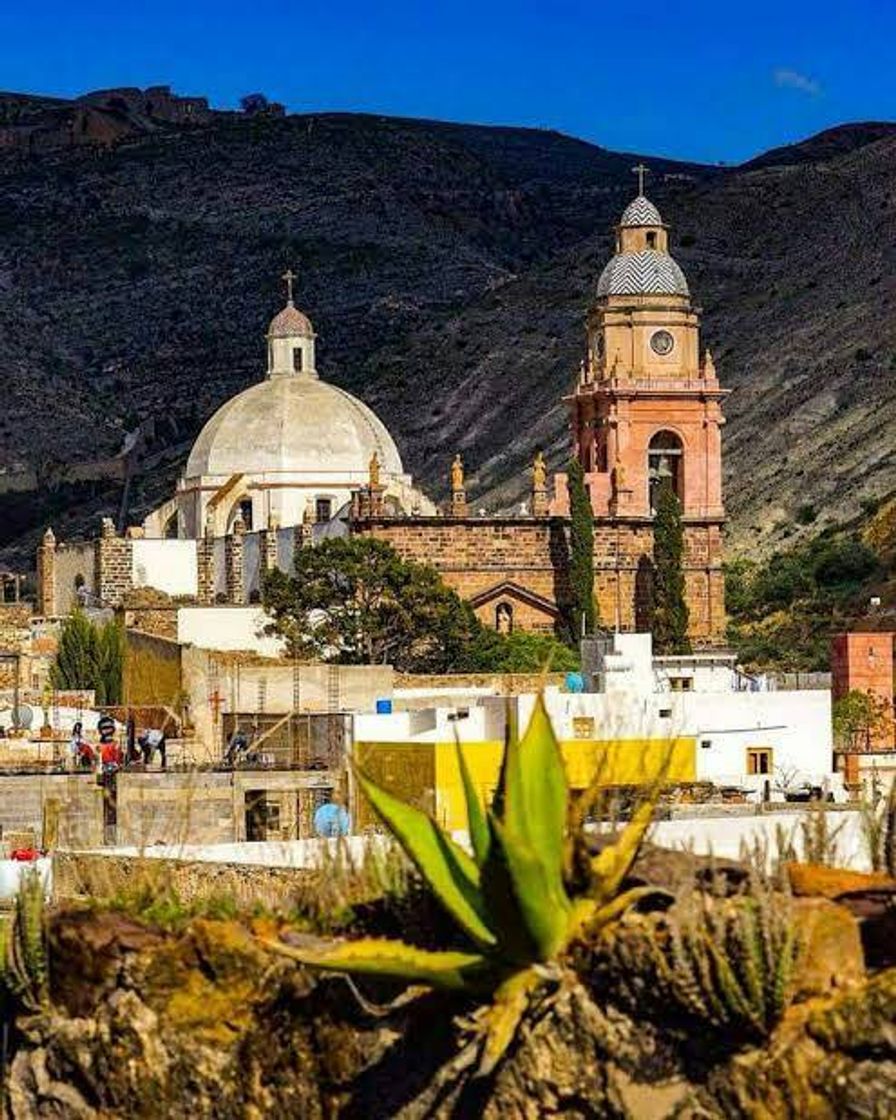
[264,696,664,1074]
[3,868,49,1014]
[604,872,800,1041]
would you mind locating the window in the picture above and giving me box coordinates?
[669,677,693,692]
[238,498,253,531]
[315,497,333,522]
[658,708,672,719]
[572,716,595,739]
[646,231,657,249]
[700,739,712,750]
[245,792,281,841]
[648,430,684,510]
[746,748,773,776]
[292,346,303,372]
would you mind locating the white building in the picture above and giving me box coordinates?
[358,632,843,801]
[144,276,434,539]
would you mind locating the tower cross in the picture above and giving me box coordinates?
[631,163,649,195]
[281,268,296,304]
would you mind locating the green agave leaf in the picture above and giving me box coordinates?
[490,813,571,962]
[356,770,496,950]
[590,885,671,931]
[480,813,542,966]
[456,743,490,868]
[263,937,492,991]
[515,695,568,885]
[478,965,541,1076]
[590,796,656,904]
[490,698,516,818]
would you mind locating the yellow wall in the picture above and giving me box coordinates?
[124,630,183,708]
[356,736,696,833]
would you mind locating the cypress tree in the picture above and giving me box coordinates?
[50,610,98,693]
[652,477,691,653]
[49,611,125,704]
[567,459,596,639]
[95,619,125,705]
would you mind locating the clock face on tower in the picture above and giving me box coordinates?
[650,329,674,356]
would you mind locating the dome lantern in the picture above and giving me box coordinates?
[267,268,317,379]
[596,165,688,298]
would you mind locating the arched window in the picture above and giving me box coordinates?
[238,498,253,531]
[163,512,179,539]
[645,230,657,249]
[495,601,513,635]
[648,430,684,512]
[292,346,303,373]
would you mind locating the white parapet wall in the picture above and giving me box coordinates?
[132,538,199,598]
[176,606,285,656]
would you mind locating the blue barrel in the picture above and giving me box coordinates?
[376,698,393,714]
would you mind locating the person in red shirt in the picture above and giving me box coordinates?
[98,716,122,774]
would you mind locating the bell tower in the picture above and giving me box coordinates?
[564,169,728,641]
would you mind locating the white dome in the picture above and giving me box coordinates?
[597,250,689,298]
[186,373,403,480]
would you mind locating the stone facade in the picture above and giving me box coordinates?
[36,529,56,616]
[224,521,245,605]
[354,515,570,633]
[95,518,133,608]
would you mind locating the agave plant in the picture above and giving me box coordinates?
[267,697,662,1074]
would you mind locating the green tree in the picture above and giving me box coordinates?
[50,611,98,693]
[832,690,891,752]
[651,477,691,654]
[263,537,484,673]
[94,619,125,705]
[50,612,124,705]
[466,630,580,673]
[567,460,596,640]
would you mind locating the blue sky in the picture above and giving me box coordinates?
[1,0,893,163]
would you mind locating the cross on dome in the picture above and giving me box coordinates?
[631,162,649,195]
[282,267,297,305]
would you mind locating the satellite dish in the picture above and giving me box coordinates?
[13,705,33,730]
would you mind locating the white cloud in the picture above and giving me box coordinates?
[773,68,822,97]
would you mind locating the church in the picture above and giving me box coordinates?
[36,181,727,646]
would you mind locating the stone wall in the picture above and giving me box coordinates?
[395,672,567,694]
[52,541,97,615]
[0,605,31,687]
[114,769,344,846]
[95,520,133,607]
[120,605,179,639]
[355,516,569,631]
[355,513,726,645]
[0,774,104,849]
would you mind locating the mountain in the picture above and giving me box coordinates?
[0,89,894,570]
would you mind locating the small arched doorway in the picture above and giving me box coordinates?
[648,430,684,512]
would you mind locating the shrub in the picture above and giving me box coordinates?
[795,504,817,525]
[811,538,878,587]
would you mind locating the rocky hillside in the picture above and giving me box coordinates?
[0,90,894,562]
